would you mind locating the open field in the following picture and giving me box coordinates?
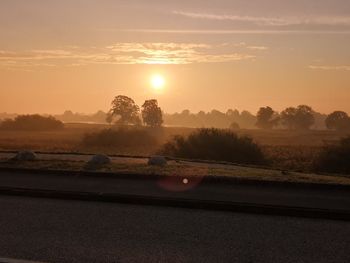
[0,123,348,150]
[0,123,349,172]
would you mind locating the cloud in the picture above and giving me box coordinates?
[105,43,212,64]
[0,43,257,68]
[246,46,269,51]
[32,50,73,56]
[190,53,255,63]
[173,11,350,27]
[111,28,350,35]
[309,65,350,71]
[173,11,292,26]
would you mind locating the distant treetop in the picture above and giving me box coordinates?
[0,114,64,131]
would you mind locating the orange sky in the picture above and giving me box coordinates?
[1,0,350,115]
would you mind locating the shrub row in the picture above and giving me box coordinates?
[82,128,157,148]
[81,127,350,174]
[159,128,266,165]
[0,115,64,131]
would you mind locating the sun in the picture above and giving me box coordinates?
[151,74,165,90]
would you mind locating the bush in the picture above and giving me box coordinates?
[159,128,266,165]
[314,136,350,174]
[229,122,240,130]
[82,128,157,148]
[0,115,64,131]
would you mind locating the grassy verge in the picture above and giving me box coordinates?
[1,158,350,186]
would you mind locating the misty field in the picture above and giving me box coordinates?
[0,124,192,155]
[0,123,349,172]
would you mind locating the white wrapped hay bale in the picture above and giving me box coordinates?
[148,156,167,166]
[13,151,37,161]
[88,154,111,165]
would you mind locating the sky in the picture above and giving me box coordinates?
[0,0,350,114]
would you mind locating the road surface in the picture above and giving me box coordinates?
[0,195,350,263]
[1,169,350,213]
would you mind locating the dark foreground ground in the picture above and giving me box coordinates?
[1,169,350,213]
[0,195,350,263]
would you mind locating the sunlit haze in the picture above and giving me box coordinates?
[151,74,166,91]
[0,0,350,114]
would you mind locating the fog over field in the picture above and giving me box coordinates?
[0,107,329,130]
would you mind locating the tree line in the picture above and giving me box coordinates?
[105,95,350,131]
[2,95,347,131]
[256,105,350,131]
[0,114,64,131]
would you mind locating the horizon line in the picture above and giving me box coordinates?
[101,28,350,35]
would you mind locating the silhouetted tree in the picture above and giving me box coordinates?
[226,109,240,118]
[256,106,279,129]
[296,105,315,130]
[209,109,228,128]
[240,111,257,129]
[325,111,350,131]
[229,122,240,130]
[108,95,141,125]
[141,99,163,127]
[181,109,191,117]
[313,111,328,130]
[281,105,315,130]
[280,107,297,129]
[106,112,113,125]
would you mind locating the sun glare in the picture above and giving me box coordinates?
[151,74,165,90]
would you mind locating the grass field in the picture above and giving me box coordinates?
[0,123,349,172]
[0,123,186,154]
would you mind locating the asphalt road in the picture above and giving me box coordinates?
[1,170,350,213]
[0,196,350,263]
